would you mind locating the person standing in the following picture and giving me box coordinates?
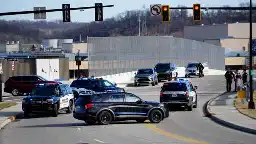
[225,69,233,92]
[198,62,204,77]
[242,69,248,85]
[234,70,242,91]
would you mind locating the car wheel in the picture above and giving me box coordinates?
[24,111,30,118]
[98,111,113,125]
[152,82,155,86]
[136,118,147,123]
[52,104,59,117]
[11,89,19,96]
[187,104,193,111]
[149,109,163,123]
[66,100,73,113]
[85,120,96,125]
[134,82,137,87]
[193,96,198,108]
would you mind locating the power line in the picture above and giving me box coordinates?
[0,5,114,16]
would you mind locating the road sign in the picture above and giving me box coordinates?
[34,7,46,19]
[11,61,15,71]
[62,4,71,22]
[95,3,103,21]
[150,4,161,16]
[0,63,3,74]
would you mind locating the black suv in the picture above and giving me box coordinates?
[154,63,178,81]
[160,79,198,111]
[70,78,125,99]
[73,92,169,125]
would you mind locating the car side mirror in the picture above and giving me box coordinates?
[194,86,198,90]
[114,83,117,86]
[134,72,137,75]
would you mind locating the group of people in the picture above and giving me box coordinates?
[225,69,248,92]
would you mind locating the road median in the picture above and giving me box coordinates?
[203,92,256,135]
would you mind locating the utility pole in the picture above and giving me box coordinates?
[249,0,255,109]
[138,12,141,36]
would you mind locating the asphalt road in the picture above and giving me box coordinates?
[1,76,256,144]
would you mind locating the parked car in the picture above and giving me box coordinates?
[73,92,169,125]
[134,68,158,86]
[160,79,198,111]
[4,75,59,96]
[22,83,74,117]
[154,63,178,81]
[70,77,125,99]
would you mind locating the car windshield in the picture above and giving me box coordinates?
[31,85,59,96]
[155,63,170,72]
[70,80,101,89]
[137,69,153,74]
[162,83,187,91]
[187,63,198,68]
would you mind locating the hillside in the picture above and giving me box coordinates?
[0,2,255,43]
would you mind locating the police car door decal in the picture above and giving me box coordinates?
[60,95,69,109]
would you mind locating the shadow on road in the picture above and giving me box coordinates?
[18,121,150,128]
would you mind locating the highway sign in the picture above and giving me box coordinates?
[0,63,3,74]
[34,7,46,19]
[62,4,71,22]
[150,4,161,16]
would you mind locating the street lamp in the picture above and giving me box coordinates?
[249,0,255,109]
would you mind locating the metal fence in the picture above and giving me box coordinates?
[87,36,225,77]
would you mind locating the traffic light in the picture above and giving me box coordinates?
[62,4,71,22]
[75,55,81,66]
[161,5,170,22]
[95,3,103,21]
[193,4,201,21]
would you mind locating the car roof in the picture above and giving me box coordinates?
[164,80,187,85]
[137,68,153,70]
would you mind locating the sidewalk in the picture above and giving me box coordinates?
[205,92,256,135]
[0,102,23,129]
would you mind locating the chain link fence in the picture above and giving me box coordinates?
[87,36,225,77]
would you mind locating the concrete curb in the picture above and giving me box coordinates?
[203,93,256,135]
[234,100,256,120]
[0,113,23,130]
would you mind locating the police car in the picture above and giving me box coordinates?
[160,78,198,111]
[22,83,74,117]
[70,77,125,99]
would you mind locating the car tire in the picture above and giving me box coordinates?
[134,82,138,87]
[187,104,193,111]
[52,104,59,117]
[149,109,163,123]
[11,89,19,96]
[193,96,198,108]
[136,118,147,123]
[66,100,73,113]
[85,120,96,125]
[24,111,30,118]
[98,111,113,125]
[151,82,155,86]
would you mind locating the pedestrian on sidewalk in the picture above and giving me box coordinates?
[225,69,234,92]
[234,70,242,91]
[242,69,248,85]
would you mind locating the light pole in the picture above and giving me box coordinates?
[249,0,255,109]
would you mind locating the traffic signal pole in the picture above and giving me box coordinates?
[249,0,255,109]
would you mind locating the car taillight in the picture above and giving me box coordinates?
[185,91,189,96]
[160,92,163,97]
[85,103,94,109]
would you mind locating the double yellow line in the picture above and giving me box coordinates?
[145,124,210,144]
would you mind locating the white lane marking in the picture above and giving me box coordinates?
[94,139,105,143]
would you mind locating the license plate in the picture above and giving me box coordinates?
[163,91,173,94]
[172,94,177,97]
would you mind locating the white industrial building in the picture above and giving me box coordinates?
[184,23,256,68]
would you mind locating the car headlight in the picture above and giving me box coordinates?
[46,99,53,103]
